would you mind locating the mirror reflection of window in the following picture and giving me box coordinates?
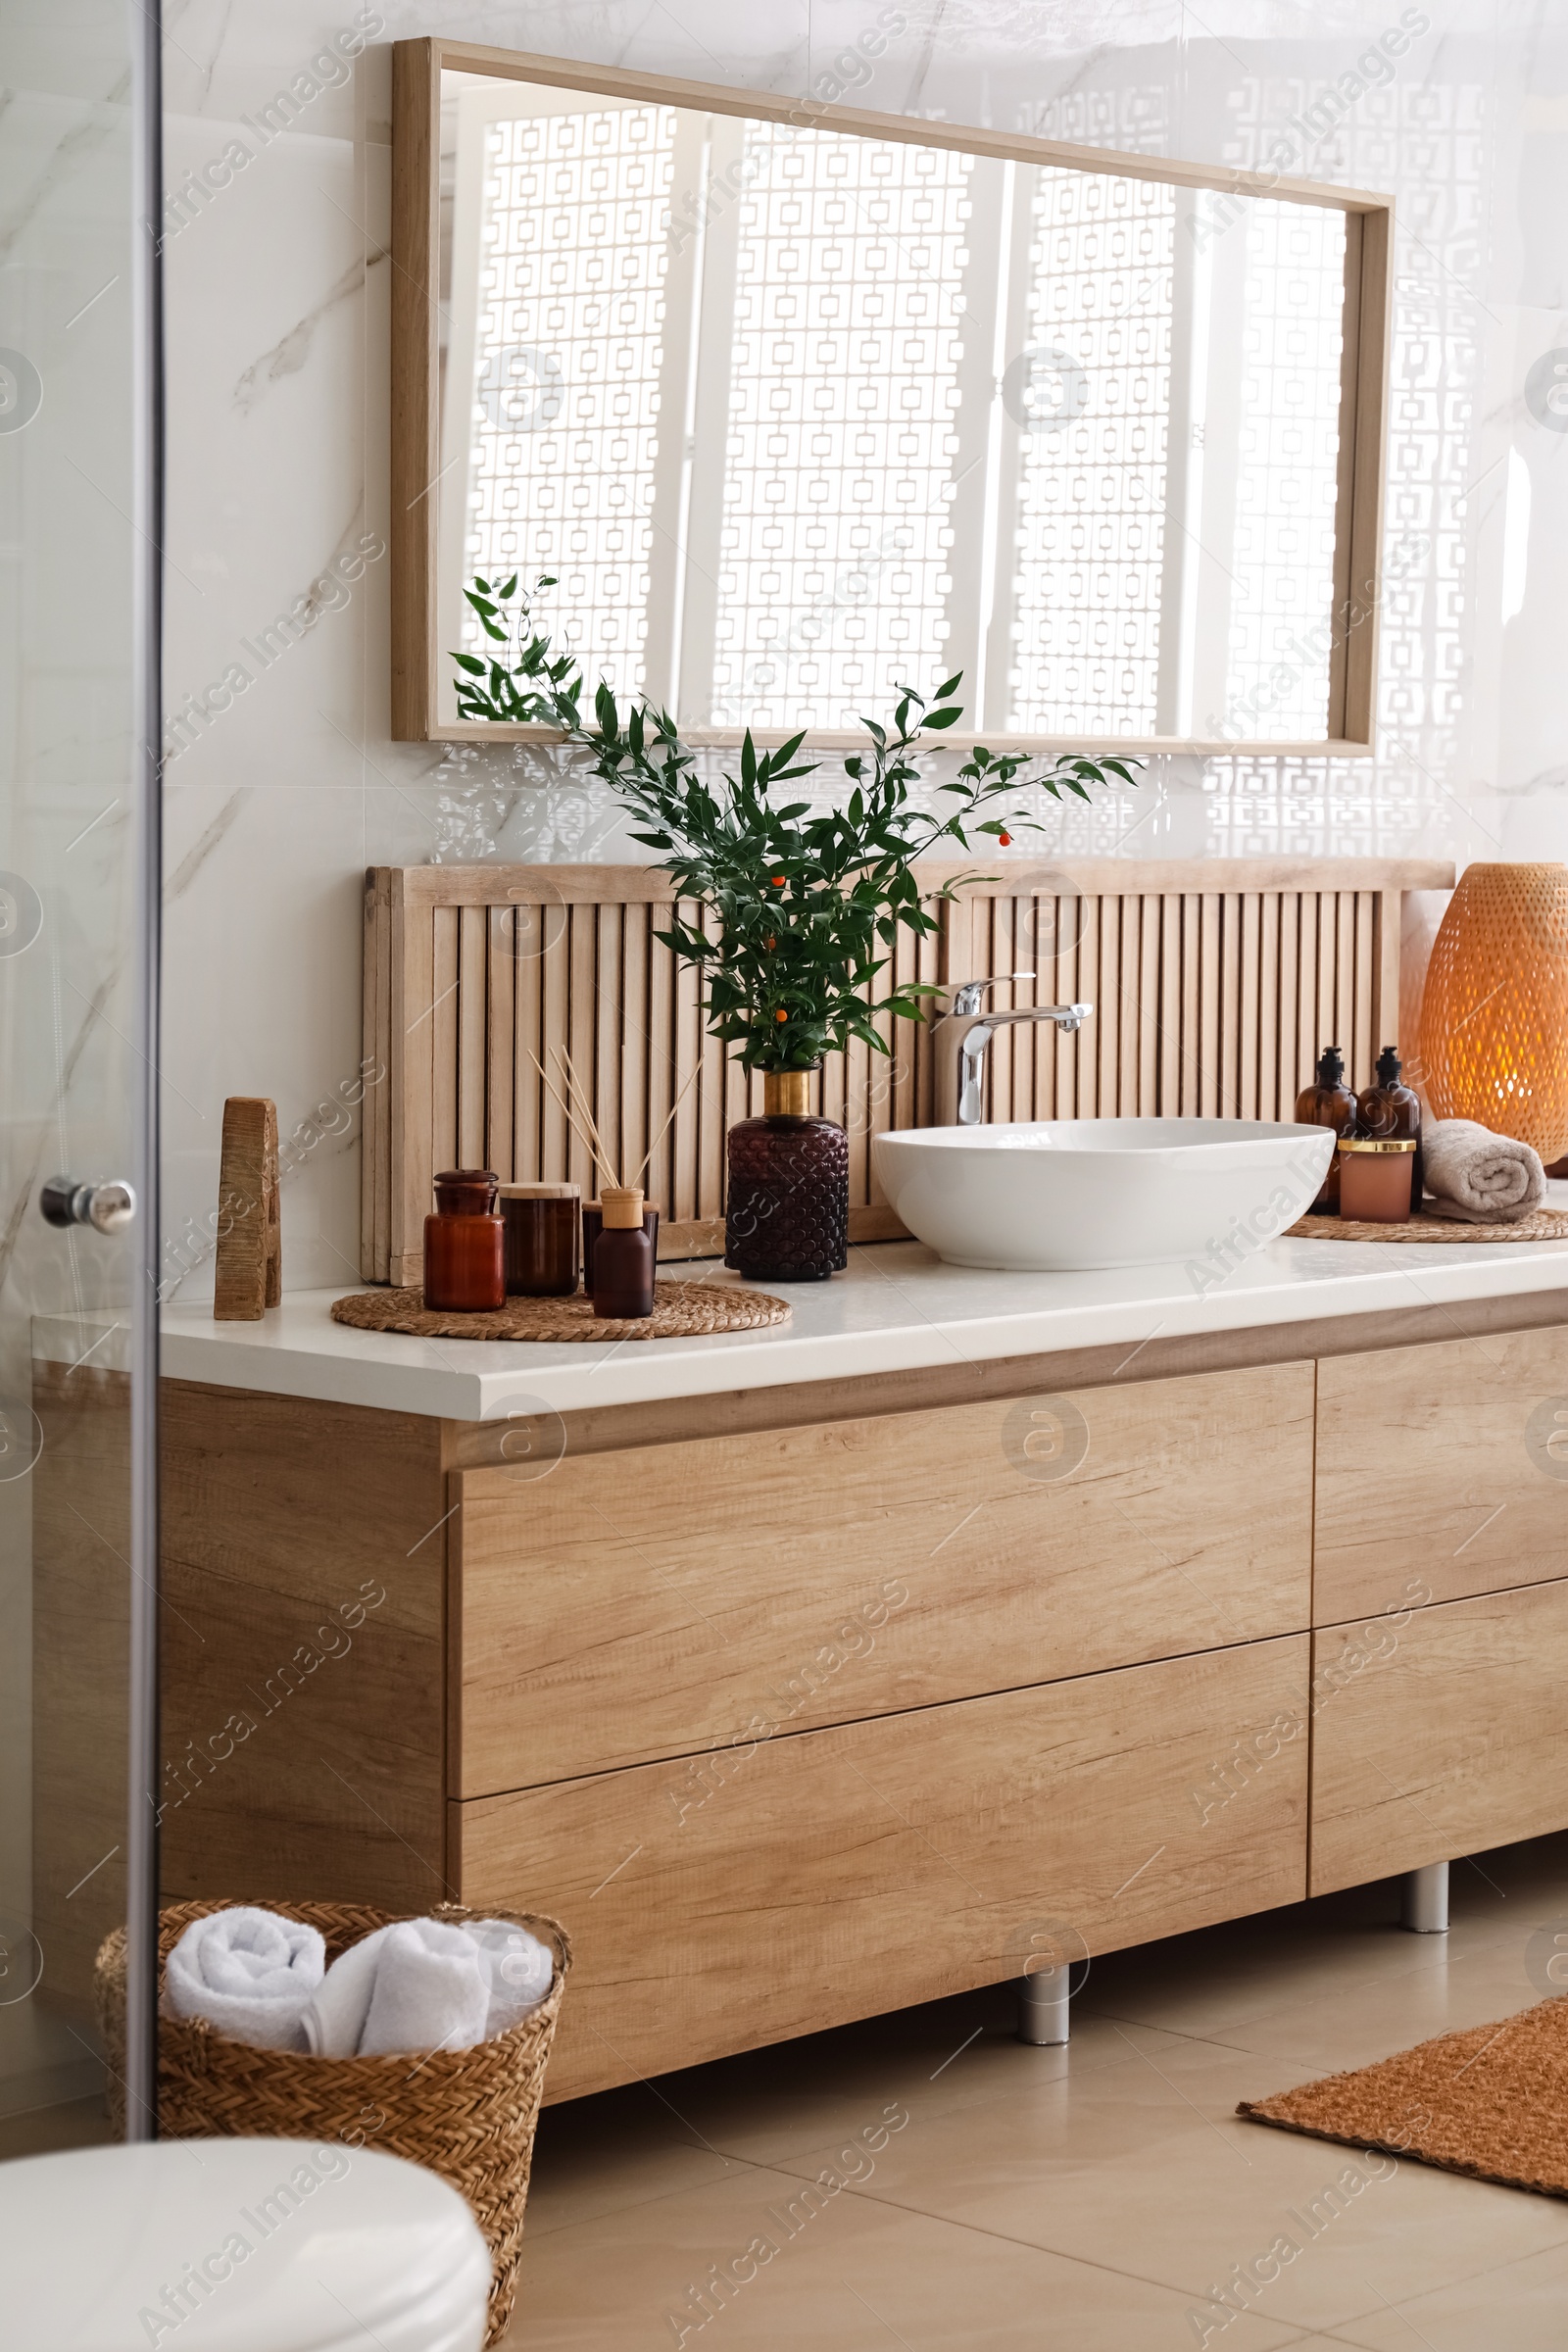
[999,169,1175,737]
[440,84,681,701]
[1225,201,1346,743]
[702,122,973,732]
[437,72,1348,744]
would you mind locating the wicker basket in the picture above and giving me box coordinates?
[95,1898,570,2347]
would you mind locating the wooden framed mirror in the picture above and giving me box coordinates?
[391,39,1393,757]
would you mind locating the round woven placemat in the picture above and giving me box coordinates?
[330,1278,791,1342]
[1287,1206,1568,1244]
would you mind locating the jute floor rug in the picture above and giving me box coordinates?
[1239,1997,1568,2197]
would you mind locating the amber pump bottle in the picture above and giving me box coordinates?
[1295,1045,1358,1210]
[1356,1045,1425,1210]
[592,1186,655,1320]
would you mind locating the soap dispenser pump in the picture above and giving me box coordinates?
[1356,1045,1424,1210]
[1295,1045,1358,1211]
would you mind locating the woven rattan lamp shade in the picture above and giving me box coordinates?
[1419,862,1568,1161]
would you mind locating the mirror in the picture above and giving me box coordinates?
[393,45,1390,753]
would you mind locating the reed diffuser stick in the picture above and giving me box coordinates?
[528,1047,697,1198]
[527,1050,618,1189]
[555,1046,621,1190]
[634,1062,701,1189]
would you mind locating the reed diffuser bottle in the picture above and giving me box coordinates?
[593,1186,656,1319]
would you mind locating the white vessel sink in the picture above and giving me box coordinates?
[871,1118,1336,1272]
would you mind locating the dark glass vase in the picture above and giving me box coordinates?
[725,1069,849,1282]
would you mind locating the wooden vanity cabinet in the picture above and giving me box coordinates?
[64,1306,1565,2100]
[1308,1318,1568,1894]
[450,1362,1313,1791]
[1309,1584,1568,1895]
[459,1638,1309,2101]
[446,1363,1315,2097]
[121,1356,1317,2096]
[1314,1322,1568,1616]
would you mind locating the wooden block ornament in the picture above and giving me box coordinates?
[213,1096,281,1320]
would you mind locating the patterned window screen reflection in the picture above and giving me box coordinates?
[445,78,1350,746]
[462,104,678,693]
[1223,201,1345,739]
[1006,172,1175,735]
[708,125,973,731]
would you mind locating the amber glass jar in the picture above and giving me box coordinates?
[582,1200,660,1298]
[725,1068,849,1283]
[592,1187,655,1319]
[499,1182,580,1297]
[1356,1045,1425,1207]
[423,1169,505,1311]
[1294,1044,1358,1211]
[1338,1138,1416,1222]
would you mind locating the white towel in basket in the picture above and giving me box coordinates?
[467,1917,555,2036]
[302,1915,555,2058]
[163,1906,324,2051]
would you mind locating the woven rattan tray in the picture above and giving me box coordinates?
[1288,1207,1568,1243]
[330,1277,791,1342]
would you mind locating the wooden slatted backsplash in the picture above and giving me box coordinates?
[363,858,1453,1283]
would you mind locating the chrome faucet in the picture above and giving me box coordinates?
[934,973,1093,1126]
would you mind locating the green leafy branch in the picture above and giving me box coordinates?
[449,572,582,723]
[451,577,1140,1072]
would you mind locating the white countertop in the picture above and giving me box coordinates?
[33,1195,1568,1421]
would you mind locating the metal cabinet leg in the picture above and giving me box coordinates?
[1016,1968,1070,2044]
[1401,1861,1449,1934]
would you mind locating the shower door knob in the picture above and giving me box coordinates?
[40,1175,136,1234]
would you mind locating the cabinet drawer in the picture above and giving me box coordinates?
[1309,1581,1568,1895]
[452,1362,1314,1792]
[1315,1323,1568,1622]
[453,1634,1310,2101]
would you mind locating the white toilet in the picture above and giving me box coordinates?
[0,2136,493,2350]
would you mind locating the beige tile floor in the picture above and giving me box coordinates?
[505,1832,1568,2350]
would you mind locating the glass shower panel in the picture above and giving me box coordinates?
[0,2,161,2154]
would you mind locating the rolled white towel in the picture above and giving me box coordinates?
[357,1918,490,2059]
[163,1907,325,2051]
[303,1917,553,2057]
[1423,1117,1545,1223]
[301,1922,396,2060]
[466,1918,555,2035]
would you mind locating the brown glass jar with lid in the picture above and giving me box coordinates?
[499,1182,580,1297]
[422,1169,505,1311]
